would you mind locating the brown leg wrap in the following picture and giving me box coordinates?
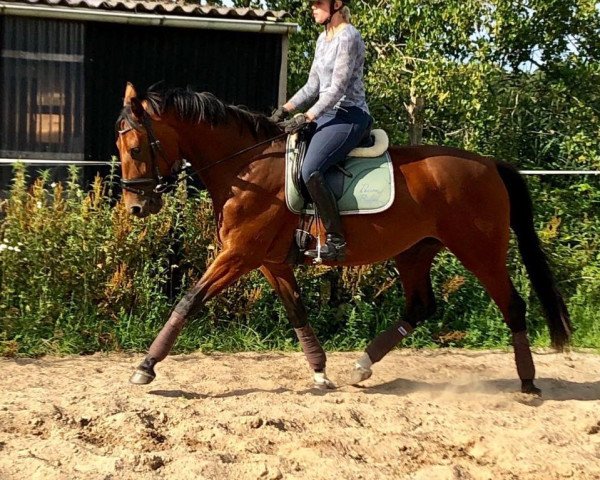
[294,325,326,372]
[512,330,535,380]
[366,320,414,363]
[147,312,187,362]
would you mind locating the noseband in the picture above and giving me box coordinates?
[118,110,186,197]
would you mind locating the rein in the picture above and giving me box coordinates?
[194,131,288,174]
[119,111,287,196]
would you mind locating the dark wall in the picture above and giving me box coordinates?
[85,22,283,161]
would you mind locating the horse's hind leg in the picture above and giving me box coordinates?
[260,262,333,389]
[442,236,541,396]
[351,238,442,384]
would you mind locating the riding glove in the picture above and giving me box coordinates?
[268,106,290,123]
[279,114,309,134]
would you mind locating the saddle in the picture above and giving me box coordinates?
[285,128,394,216]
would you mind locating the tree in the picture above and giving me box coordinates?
[263,0,599,168]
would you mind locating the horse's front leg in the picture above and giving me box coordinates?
[260,262,334,390]
[129,250,256,384]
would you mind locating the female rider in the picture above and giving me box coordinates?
[271,0,372,261]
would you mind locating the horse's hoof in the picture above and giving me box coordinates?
[129,368,156,385]
[521,379,542,396]
[314,372,336,390]
[314,379,336,390]
[349,365,372,385]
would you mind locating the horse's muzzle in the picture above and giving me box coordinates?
[127,195,163,218]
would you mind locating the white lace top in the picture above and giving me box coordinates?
[289,24,369,119]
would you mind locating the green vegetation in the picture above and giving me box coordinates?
[1,0,598,355]
[0,163,598,356]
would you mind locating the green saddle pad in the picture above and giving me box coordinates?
[285,140,394,216]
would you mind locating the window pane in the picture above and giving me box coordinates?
[0,17,84,159]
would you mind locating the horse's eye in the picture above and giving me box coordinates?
[130,147,141,159]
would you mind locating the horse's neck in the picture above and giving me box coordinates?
[179,121,283,213]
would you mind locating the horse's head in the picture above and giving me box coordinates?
[116,83,184,218]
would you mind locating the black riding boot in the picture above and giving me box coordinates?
[305,171,346,261]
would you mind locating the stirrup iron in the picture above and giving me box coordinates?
[305,234,346,262]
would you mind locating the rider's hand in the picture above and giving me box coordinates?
[268,106,290,123]
[279,114,309,134]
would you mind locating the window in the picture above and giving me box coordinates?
[0,17,84,159]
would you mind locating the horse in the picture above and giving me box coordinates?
[115,83,571,395]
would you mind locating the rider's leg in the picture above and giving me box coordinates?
[302,106,372,261]
[305,170,346,260]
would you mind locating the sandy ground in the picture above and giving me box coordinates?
[0,349,599,480]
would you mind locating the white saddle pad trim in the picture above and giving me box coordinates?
[348,129,389,157]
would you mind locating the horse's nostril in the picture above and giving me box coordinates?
[130,205,142,216]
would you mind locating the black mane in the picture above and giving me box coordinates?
[140,86,281,139]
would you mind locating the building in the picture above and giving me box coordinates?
[0,0,295,186]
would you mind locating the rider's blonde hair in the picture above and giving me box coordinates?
[340,5,351,22]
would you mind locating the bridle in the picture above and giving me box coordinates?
[118,109,185,197]
[118,109,288,197]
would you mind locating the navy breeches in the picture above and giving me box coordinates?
[301,106,372,184]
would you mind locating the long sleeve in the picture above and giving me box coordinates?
[287,25,368,119]
[288,56,320,110]
[306,33,358,119]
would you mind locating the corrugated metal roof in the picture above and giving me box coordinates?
[0,0,290,21]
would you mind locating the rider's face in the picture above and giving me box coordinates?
[310,0,339,24]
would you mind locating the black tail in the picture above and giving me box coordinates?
[495,161,572,350]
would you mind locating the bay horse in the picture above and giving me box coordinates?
[116,83,571,395]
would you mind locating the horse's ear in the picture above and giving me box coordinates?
[130,97,145,120]
[124,82,137,106]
